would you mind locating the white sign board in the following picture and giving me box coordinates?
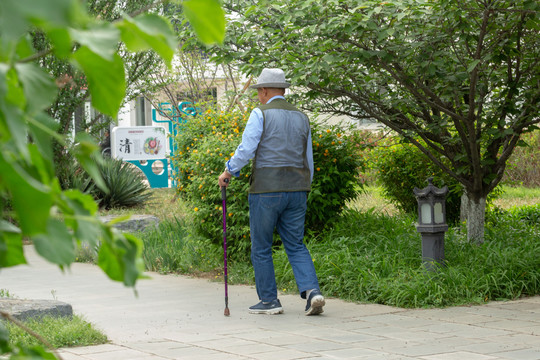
[111,126,168,161]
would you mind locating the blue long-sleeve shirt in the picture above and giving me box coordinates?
[226,96,314,181]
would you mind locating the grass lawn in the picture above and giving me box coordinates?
[102,184,539,309]
[4,315,107,349]
[494,186,540,208]
[99,184,540,222]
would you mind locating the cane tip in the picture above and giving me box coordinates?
[224,308,230,316]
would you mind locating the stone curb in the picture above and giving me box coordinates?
[0,299,73,321]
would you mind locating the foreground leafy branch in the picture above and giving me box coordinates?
[0,0,224,358]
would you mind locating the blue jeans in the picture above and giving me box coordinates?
[249,191,319,302]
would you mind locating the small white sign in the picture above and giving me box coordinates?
[111,126,167,160]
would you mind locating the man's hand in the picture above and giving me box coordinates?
[219,171,232,187]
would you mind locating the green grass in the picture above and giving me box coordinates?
[141,217,221,276]
[347,185,399,215]
[4,315,107,349]
[274,210,539,307]
[0,289,14,298]
[131,192,539,308]
[92,185,540,308]
[494,185,540,208]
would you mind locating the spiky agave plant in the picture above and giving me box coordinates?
[94,158,153,209]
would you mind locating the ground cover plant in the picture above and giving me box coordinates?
[274,209,539,308]
[4,315,107,349]
[119,184,539,309]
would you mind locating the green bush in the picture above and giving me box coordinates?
[171,108,251,260]
[71,158,152,209]
[171,107,365,259]
[367,138,463,224]
[307,123,367,231]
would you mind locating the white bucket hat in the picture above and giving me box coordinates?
[250,68,290,89]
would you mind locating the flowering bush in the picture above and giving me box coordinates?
[171,107,366,258]
[171,108,252,259]
[307,123,367,231]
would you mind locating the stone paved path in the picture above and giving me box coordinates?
[1,246,539,360]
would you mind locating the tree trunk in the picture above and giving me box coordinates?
[461,191,487,244]
[460,193,468,224]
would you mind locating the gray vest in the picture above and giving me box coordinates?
[249,98,311,194]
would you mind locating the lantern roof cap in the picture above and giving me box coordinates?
[413,177,449,198]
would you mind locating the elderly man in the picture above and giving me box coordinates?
[218,68,325,315]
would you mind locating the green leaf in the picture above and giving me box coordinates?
[0,152,52,236]
[183,0,225,45]
[69,23,120,61]
[27,112,60,162]
[10,345,58,359]
[15,35,35,60]
[1,100,28,160]
[0,220,26,268]
[73,46,125,117]
[48,27,73,58]
[15,63,58,114]
[0,321,10,354]
[73,133,108,192]
[467,59,481,73]
[0,0,81,41]
[32,218,76,268]
[64,189,98,215]
[97,238,123,282]
[117,14,176,66]
[62,190,101,246]
[3,65,26,112]
[98,231,144,286]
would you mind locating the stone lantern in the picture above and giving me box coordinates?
[413,177,449,271]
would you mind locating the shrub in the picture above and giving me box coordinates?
[71,158,152,209]
[367,138,463,224]
[171,108,251,260]
[307,123,367,231]
[171,107,366,259]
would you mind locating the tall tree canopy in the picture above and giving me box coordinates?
[212,0,540,242]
